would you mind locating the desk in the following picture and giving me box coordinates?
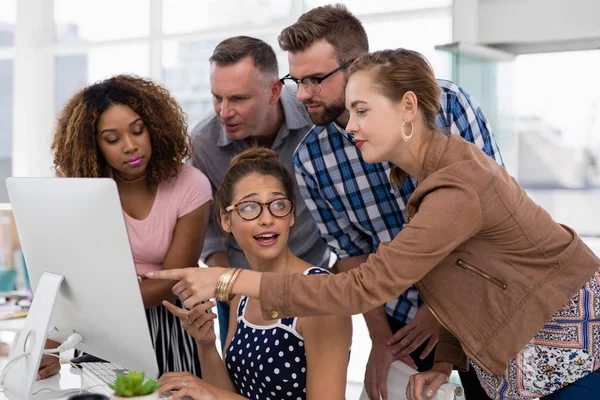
[0,318,25,333]
[0,364,109,400]
[0,318,26,359]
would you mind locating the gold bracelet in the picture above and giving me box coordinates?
[214,271,226,301]
[223,268,243,301]
[215,268,235,302]
[220,268,236,300]
[215,268,243,302]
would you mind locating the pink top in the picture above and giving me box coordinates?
[117,164,212,276]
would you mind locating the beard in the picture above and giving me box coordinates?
[306,96,346,126]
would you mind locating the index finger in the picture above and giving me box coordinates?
[170,388,192,400]
[412,375,425,400]
[162,301,187,319]
[387,324,414,346]
[146,268,187,280]
[379,368,389,400]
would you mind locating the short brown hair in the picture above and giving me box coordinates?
[278,3,368,64]
[51,75,191,186]
[351,49,441,131]
[214,148,296,222]
[210,36,278,79]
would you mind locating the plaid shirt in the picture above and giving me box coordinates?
[294,79,504,324]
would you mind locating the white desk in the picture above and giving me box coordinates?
[0,318,25,333]
[0,364,109,400]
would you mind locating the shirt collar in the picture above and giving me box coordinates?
[216,128,233,148]
[279,89,311,131]
[327,121,356,146]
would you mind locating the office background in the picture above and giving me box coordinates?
[1,0,599,396]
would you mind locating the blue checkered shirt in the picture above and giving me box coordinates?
[294,79,504,324]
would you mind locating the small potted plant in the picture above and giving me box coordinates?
[108,371,160,400]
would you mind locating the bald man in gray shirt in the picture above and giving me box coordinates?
[190,36,330,347]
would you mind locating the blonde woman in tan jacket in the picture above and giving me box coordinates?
[149,49,600,400]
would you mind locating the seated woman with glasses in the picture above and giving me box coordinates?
[157,148,351,400]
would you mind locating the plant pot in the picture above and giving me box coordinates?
[68,395,109,400]
[111,393,158,400]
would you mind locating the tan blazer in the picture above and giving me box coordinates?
[259,133,599,375]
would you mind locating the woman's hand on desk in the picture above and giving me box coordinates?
[162,300,217,346]
[158,372,242,400]
[37,353,60,380]
[36,339,61,380]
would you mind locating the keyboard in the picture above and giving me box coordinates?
[80,362,173,399]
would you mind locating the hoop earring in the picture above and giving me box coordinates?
[401,119,414,142]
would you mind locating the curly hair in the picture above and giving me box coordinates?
[51,74,191,187]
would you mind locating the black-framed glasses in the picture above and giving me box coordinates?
[226,198,294,221]
[280,59,354,96]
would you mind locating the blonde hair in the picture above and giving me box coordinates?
[351,49,441,131]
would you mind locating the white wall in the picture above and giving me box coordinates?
[13,0,55,177]
[452,0,600,52]
[478,0,600,45]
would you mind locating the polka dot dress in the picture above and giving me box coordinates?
[225,267,330,400]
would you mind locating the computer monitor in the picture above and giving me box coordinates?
[3,177,159,400]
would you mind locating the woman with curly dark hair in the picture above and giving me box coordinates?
[38,74,212,380]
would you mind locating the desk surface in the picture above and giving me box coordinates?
[0,318,25,333]
[0,364,108,400]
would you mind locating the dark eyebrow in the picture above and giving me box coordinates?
[129,118,142,127]
[238,193,258,202]
[237,192,286,202]
[211,92,250,99]
[350,100,367,108]
[302,72,329,80]
[100,118,142,135]
[287,71,328,81]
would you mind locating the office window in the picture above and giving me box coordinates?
[162,35,285,127]
[365,14,452,80]
[0,0,16,47]
[162,0,294,35]
[306,0,451,15]
[162,39,218,126]
[54,0,149,43]
[55,45,149,113]
[13,3,454,395]
[513,50,600,236]
[0,59,12,202]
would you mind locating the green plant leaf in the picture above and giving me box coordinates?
[109,370,159,397]
[139,379,161,395]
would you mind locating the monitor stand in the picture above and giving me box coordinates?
[3,272,65,400]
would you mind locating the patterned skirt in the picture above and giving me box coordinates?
[146,299,202,377]
[471,268,600,399]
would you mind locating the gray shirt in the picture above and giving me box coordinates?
[190,90,330,270]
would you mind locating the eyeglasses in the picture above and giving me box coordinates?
[280,59,354,96]
[226,198,294,221]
